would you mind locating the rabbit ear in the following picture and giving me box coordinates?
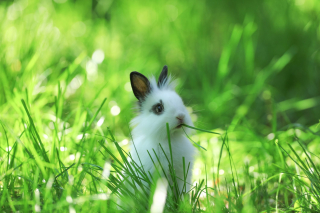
[130,71,151,101]
[157,65,168,87]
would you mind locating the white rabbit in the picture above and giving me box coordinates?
[128,65,196,197]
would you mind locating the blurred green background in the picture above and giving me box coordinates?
[1,0,320,211]
[1,0,319,138]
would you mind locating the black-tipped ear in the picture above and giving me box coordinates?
[157,65,168,87]
[130,71,151,101]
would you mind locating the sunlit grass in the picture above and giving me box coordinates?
[1,0,320,212]
[1,94,319,212]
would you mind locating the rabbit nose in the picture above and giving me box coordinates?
[176,114,185,122]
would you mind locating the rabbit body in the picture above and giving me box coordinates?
[129,66,195,194]
[129,130,195,194]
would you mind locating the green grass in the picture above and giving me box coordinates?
[1,96,319,212]
[1,0,320,212]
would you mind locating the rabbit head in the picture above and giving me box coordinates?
[130,65,193,139]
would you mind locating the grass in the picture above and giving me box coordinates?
[1,95,319,212]
[1,0,320,212]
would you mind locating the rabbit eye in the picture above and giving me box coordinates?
[151,100,164,115]
[155,104,163,113]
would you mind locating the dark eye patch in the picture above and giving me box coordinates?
[151,100,164,115]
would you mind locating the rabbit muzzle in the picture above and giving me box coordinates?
[175,114,185,128]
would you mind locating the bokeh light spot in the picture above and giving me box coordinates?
[98,193,109,200]
[97,117,105,127]
[69,154,75,160]
[111,105,120,116]
[92,49,105,64]
[70,75,83,90]
[267,133,275,140]
[120,139,129,146]
[86,60,98,81]
[102,162,111,179]
[69,207,76,213]
[194,168,201,176]
[66,196,73,203]
[124,82,132,92]
[66,75,83,96]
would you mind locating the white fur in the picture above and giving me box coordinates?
[129,75,195,195]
